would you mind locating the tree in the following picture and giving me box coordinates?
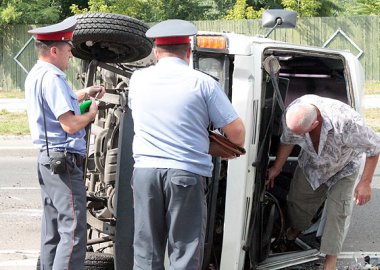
[282,0,343,16]
[150,0,210,21]
[225,0,247,19]
[225,0,344,19]
[0,0,61,26]
[0,2,22,24]
[60,0,88,19]
[0,0,89,26]
[70,0,115,14]
[71,0,217,22]
[3,0,377,26]
[205,0,236,19]
[350,0,380,15]
[281,0,322,16]
[224,0,266,19]
[317,0,344,16]
[247,0,283,9]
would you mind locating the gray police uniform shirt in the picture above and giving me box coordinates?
[281,94,380,190]
[25,60,86,155]
[128,57,239,177]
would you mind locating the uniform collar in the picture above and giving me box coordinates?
[156,57,188,66]
[37,60,66,78]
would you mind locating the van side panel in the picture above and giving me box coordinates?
[220,54,260,270]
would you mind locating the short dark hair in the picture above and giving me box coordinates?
[35,40,68,56]
[155,43,190,56]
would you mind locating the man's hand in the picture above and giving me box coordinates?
[354,181,371,205]
[354,154,378,205]
[87,97,98,119]
[77,85,105,102]
[266,166,281,189]
[85,85,105,99]
[265,144,294,189]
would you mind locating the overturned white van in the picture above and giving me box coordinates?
[63,10,364,270]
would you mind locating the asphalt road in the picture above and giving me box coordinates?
[1,138,380,269]
[0,141,40,270]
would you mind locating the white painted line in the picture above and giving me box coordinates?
[0,250,39,254]
[0,187,39,190]
[7,196,24,202]
[338,251,380,259]
[0,209,42,217]
[0,259,37,267]
[0,146,36,150]
[0,250,39,267]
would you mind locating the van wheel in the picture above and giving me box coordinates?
[84,252,114,270]
[72,12,153,63]
[36,252,114,270]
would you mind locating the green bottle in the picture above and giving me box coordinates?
[80,99,92,114]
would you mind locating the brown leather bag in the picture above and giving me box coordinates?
[208,130,246,159]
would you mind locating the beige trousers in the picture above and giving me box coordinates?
[287,166,358,256]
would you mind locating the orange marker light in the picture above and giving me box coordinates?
[197,36,227,49]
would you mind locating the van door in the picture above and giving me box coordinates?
[251,48,358,270]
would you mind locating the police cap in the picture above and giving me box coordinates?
[146,19,197,45]
[28,16,77,45]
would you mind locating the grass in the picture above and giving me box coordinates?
[0,90,29,135]
[0,109,30,135]
[364,108,380,132]
[0,91,25,99]
[364,81,380,95]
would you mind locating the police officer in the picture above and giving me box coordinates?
[25,16,105,269]
[128,20,245,270]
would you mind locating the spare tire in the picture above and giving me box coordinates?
[72,12,153,63]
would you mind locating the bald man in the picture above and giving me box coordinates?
[266,94,380,270]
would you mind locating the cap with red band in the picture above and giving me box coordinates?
[154,36,191,45]
[28,16,77,43]
[146,19,197,45]
[35,31,73,42]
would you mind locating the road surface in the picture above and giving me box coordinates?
[1,137,380,269]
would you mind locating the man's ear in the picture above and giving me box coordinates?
[50,46,57,55]
[153,47,159,59]
[184,46,191,63]
[310,120,319,130]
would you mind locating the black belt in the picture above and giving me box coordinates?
[40,150,85,167]
[66,152,85,167]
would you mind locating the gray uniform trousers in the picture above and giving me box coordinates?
[132,168,207,270]
[38,151,87,270]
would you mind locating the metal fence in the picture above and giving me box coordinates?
[1,15,379,91]
[0,24,82,92]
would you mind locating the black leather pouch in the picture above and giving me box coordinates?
[49,152,67,174]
